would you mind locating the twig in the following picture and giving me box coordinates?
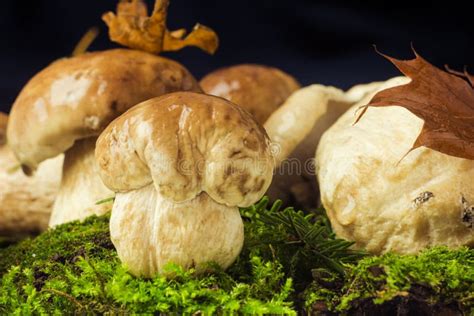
[41,288,84,310]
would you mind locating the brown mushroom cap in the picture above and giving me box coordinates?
[200,64,300,124]
[7,48,201,170]
[96,91,274,207]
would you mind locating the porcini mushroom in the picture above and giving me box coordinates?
[0,112,63,235]
[200,64,300,124]
[316,76,474,254]
[7,0,220,227]
[95,92,274,277]
[7,49,201,227]
[263,82,383,207]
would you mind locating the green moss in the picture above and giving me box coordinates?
[0,212,297,315]
[0,201,473,315]
[304,246,474,314]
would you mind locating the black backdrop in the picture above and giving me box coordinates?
[1,0,473,113]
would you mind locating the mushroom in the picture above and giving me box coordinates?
[316,76,474,254]
[263,82,383,207]
[7,49,201,227]
[95,92,274,277]
[200,64,300,124]
[0,112,63,235]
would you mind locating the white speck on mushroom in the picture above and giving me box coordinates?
[84,116,100,130]
[49,74,92,108]
[178,106,192,130]
[33,98,48,122]
[208,80,240,99]
[97,81,108,95]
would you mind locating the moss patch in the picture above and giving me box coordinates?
[0,214,295,314]
[0,201,473,314]
[305,247,474,315]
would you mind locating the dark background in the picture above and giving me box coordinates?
[0,0,472,113]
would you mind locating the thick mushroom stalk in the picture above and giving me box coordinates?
[111,185,243,276]
[263,82,383,207]
[48,138,112,226]
[7,49,201,227]
[96,92,274,277]
[0,113,63,235]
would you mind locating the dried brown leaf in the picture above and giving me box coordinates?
[356,48,474,160]
[102,0,219,55]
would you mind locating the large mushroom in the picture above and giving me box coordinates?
[200,64,300,124]
[7,49,201,227]
[95,92,274,277]
[0,112,63,235]
[316,76,474,254]
[263,82,383,207]
[7,0,218,227]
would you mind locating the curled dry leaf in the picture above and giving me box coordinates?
[102,0,219,55]
[356,48,474,160]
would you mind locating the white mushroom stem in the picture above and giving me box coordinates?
[264,83,385,166]
[263,82,387,207]
[0,149,63,235]
[263,85,352,206]
[110,184,244,277]
[49,137,114,227]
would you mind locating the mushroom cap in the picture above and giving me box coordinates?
[96,91,274,207]
[7,48,201,170]
[316,77,474,254]
[200,64,300,124]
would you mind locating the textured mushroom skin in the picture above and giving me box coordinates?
[316,77,474,254]
[0,113,63,234]
[97,92,274,207]
[200,64,300,124]
[96,92,274,276]
[7,48,201,169]
[111,184,244,277]
[264,84,379,207]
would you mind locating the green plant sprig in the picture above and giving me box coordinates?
[240,197,366,276]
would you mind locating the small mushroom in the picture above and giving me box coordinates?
[7,49,201,227]
[95,92,274,277]
[316,77,474,254]
[264,82,382,207]
[200,64,300,124]
[0,112,63,235]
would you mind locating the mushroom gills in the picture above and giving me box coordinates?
[49,137,113,227]
[110,183,244,277]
